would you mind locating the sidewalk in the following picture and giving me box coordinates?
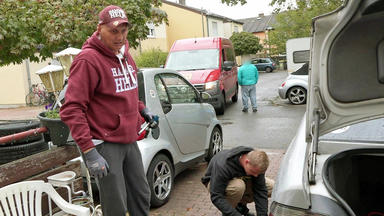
[0,106,44,121]
[0,106,285,215]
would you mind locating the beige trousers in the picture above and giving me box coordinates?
[224,177,275,207]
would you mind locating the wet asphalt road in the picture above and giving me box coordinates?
[218,70,306,150]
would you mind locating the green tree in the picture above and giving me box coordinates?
[221,0,247,6]
[230,32,263,56]
[0,0,167,66]
[135,48,168,68]
[267,0,344,55]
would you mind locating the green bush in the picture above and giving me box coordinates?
[45,109,60,119]
[135,48,168,68]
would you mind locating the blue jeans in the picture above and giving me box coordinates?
[241,85,257,109]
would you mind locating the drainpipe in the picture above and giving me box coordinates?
[25,59,32,92]
[206,15,210,37]
[201,8,205,37]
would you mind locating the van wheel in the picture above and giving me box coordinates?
[266,67,273,73]
[231,85,238,103]
[216,93,225,115]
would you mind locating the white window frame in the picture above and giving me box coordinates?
[212,21,218,36]
[147,22,155,38]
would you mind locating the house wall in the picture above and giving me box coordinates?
[254,32,266,44]
[131,22,168,57]
[0,59,50,107]
[161,3,207,51]
[223,22,243,39]
[207,17,224,37]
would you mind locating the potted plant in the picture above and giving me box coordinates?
[37,108,70,146]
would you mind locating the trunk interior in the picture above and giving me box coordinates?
[323,148,384,216]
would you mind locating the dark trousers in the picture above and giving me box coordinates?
[95,142,150,216]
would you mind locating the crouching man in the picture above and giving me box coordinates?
[201,146,275,216]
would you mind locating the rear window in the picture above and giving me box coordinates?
[292,63,309,75]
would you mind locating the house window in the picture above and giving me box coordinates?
[234,26,239,32]
[212,21,218,36]
[147,22,155,37]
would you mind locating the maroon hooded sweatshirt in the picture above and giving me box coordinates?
[60,32,145,152]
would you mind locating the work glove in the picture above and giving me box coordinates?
[84,148,109,178]
[140,108,159,129]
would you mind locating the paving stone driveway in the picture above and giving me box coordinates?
[0,106,285,215]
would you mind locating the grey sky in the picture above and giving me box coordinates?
[167,0,275,20]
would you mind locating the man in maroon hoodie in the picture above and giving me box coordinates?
[60,5,155,216]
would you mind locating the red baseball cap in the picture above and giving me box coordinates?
[98,5,132,29]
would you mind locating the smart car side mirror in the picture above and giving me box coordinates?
[200,92,215,103]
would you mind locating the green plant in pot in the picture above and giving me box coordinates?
[37,109,70,146]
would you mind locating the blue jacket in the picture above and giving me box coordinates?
[238,62,259,86]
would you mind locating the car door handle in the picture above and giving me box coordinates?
[161,101,172,114]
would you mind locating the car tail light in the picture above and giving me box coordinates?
[273,63,276,66]
[269,202,327,216]
[281,82,286,87]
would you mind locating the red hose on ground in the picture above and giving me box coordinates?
[0,127,48,145]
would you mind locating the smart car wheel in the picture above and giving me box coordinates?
[205,127,223,162]
[266,67,273,73]
[147,154,173,207]
[287,86,307,105]
[216,93,225,115]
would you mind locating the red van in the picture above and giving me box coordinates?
[165,37,238,115]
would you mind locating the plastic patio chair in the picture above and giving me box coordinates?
[0,180,90,216]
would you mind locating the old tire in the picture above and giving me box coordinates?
[147,154,174,207]
[216,93,225,115]
[0,120,43,145]
[0,139,48,165]
[231,85,238,103]
[205,127,223,162]
[287,86,307,105]
[265,67,273,73]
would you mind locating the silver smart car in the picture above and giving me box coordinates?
[137,68,222,207]
[270,0,384,215]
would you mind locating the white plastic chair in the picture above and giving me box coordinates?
[0,180,90,216]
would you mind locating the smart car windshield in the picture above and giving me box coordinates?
[165,49,219,71]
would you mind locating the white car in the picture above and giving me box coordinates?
[278,63,308,105]
[270,0,384,216]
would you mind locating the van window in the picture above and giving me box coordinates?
[165,49,219,71]
[224,47,235,62]
[293,50,310,63]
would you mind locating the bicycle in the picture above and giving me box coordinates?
[25,83,56,106]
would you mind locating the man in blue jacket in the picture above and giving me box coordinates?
[238,59,259,112]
